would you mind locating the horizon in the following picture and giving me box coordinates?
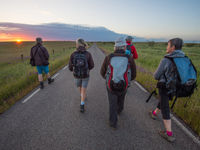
[0,0,200,41]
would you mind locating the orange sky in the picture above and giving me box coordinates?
[0,33,33,41]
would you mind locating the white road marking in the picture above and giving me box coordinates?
[134,81,148,93]
[22,88,40,103]
[171,114,200,146]
[62,65,68,70]
[52,73,60,79]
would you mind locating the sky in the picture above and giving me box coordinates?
[0,0,200,41]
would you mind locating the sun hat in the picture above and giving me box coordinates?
[114,37,126,47]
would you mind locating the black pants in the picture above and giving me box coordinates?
[107,88,127,126]
[156,88,170,120]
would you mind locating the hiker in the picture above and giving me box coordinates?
[30,37,54,89]
[125,36,138,59]
[149,38,186,142]
[69,38,94,113]
[100,37,136,129]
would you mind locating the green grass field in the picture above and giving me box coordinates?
[0,41,75,113]
[96,42,200,136]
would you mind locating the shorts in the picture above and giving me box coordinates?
[36,65,49,74]
[75,78,89,88]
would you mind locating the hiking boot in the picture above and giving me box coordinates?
[149,110,157,120]
[159,130,175,142]
[48,78,54,84]
[40,82,44,89]
[80,105,85,113]
[109,122,117,130]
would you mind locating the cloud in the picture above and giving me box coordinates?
[0,26,20,31]
[40,10,54,17]
[0,33,13,40]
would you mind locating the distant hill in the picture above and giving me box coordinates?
[0,22,148,41]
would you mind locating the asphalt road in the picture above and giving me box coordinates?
[0,44,199,150]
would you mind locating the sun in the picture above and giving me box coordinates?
[16,39,22,43]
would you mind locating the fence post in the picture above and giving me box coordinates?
[21,54,23,61]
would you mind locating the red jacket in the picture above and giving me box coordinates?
[126,41,138,59]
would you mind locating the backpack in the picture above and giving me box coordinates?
[106,54,131,92]
[73,51,89,78]
[164,56,197,108]
[30,47,39,66]
[125,44,132,56]
[146,56,197,109]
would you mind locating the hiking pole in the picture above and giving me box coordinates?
[171,96,177,109]
[146,90,157,103]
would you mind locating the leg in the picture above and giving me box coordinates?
[36,66,44,89]
[38,74,43,82]
[158,88,175,142]
[107,89,118,128]
[159,88,171,130]
[80,87,86,113]
[44,66,54,84]
[149,99,161,120]
[117,91,127,114]
[81,87,87,103]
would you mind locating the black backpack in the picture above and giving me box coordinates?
[73,51,89,78]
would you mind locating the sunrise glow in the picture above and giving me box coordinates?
[16,39,22,43]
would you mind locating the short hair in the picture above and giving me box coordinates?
[168,38,183,50]
[36,37,42,44]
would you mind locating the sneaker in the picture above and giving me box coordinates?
[159,130,175,142]
[149,110,157,120]
[80,105,85,113]
[48,78,54,84]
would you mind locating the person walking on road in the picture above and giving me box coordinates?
[149,38,185,142]
[125,36,138,59]
[69,38,94,113]
[30,37,54,89]
[100,37,136,129]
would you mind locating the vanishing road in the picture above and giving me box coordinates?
[0,44,199,150]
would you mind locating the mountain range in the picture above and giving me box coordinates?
[0,22,154,42]
[0,22,199,43]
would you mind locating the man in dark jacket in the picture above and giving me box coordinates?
[30,37,54,89]
[69,38,94,113]
[100,37,136,129]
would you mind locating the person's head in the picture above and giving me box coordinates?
[76,38,88,49]
[166,38,183,53]
[114,37,126,51]
[126,36,133,42]
[36,37,43,44]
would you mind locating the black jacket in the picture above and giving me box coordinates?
[30,43,49,66]
[69,46,94,77]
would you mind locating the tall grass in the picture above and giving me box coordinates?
[96,42,200,136]
[0,41,75,113]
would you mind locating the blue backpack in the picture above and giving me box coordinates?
[146,56,197,109]
[125,44,132,56]
[164,56,197,108]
